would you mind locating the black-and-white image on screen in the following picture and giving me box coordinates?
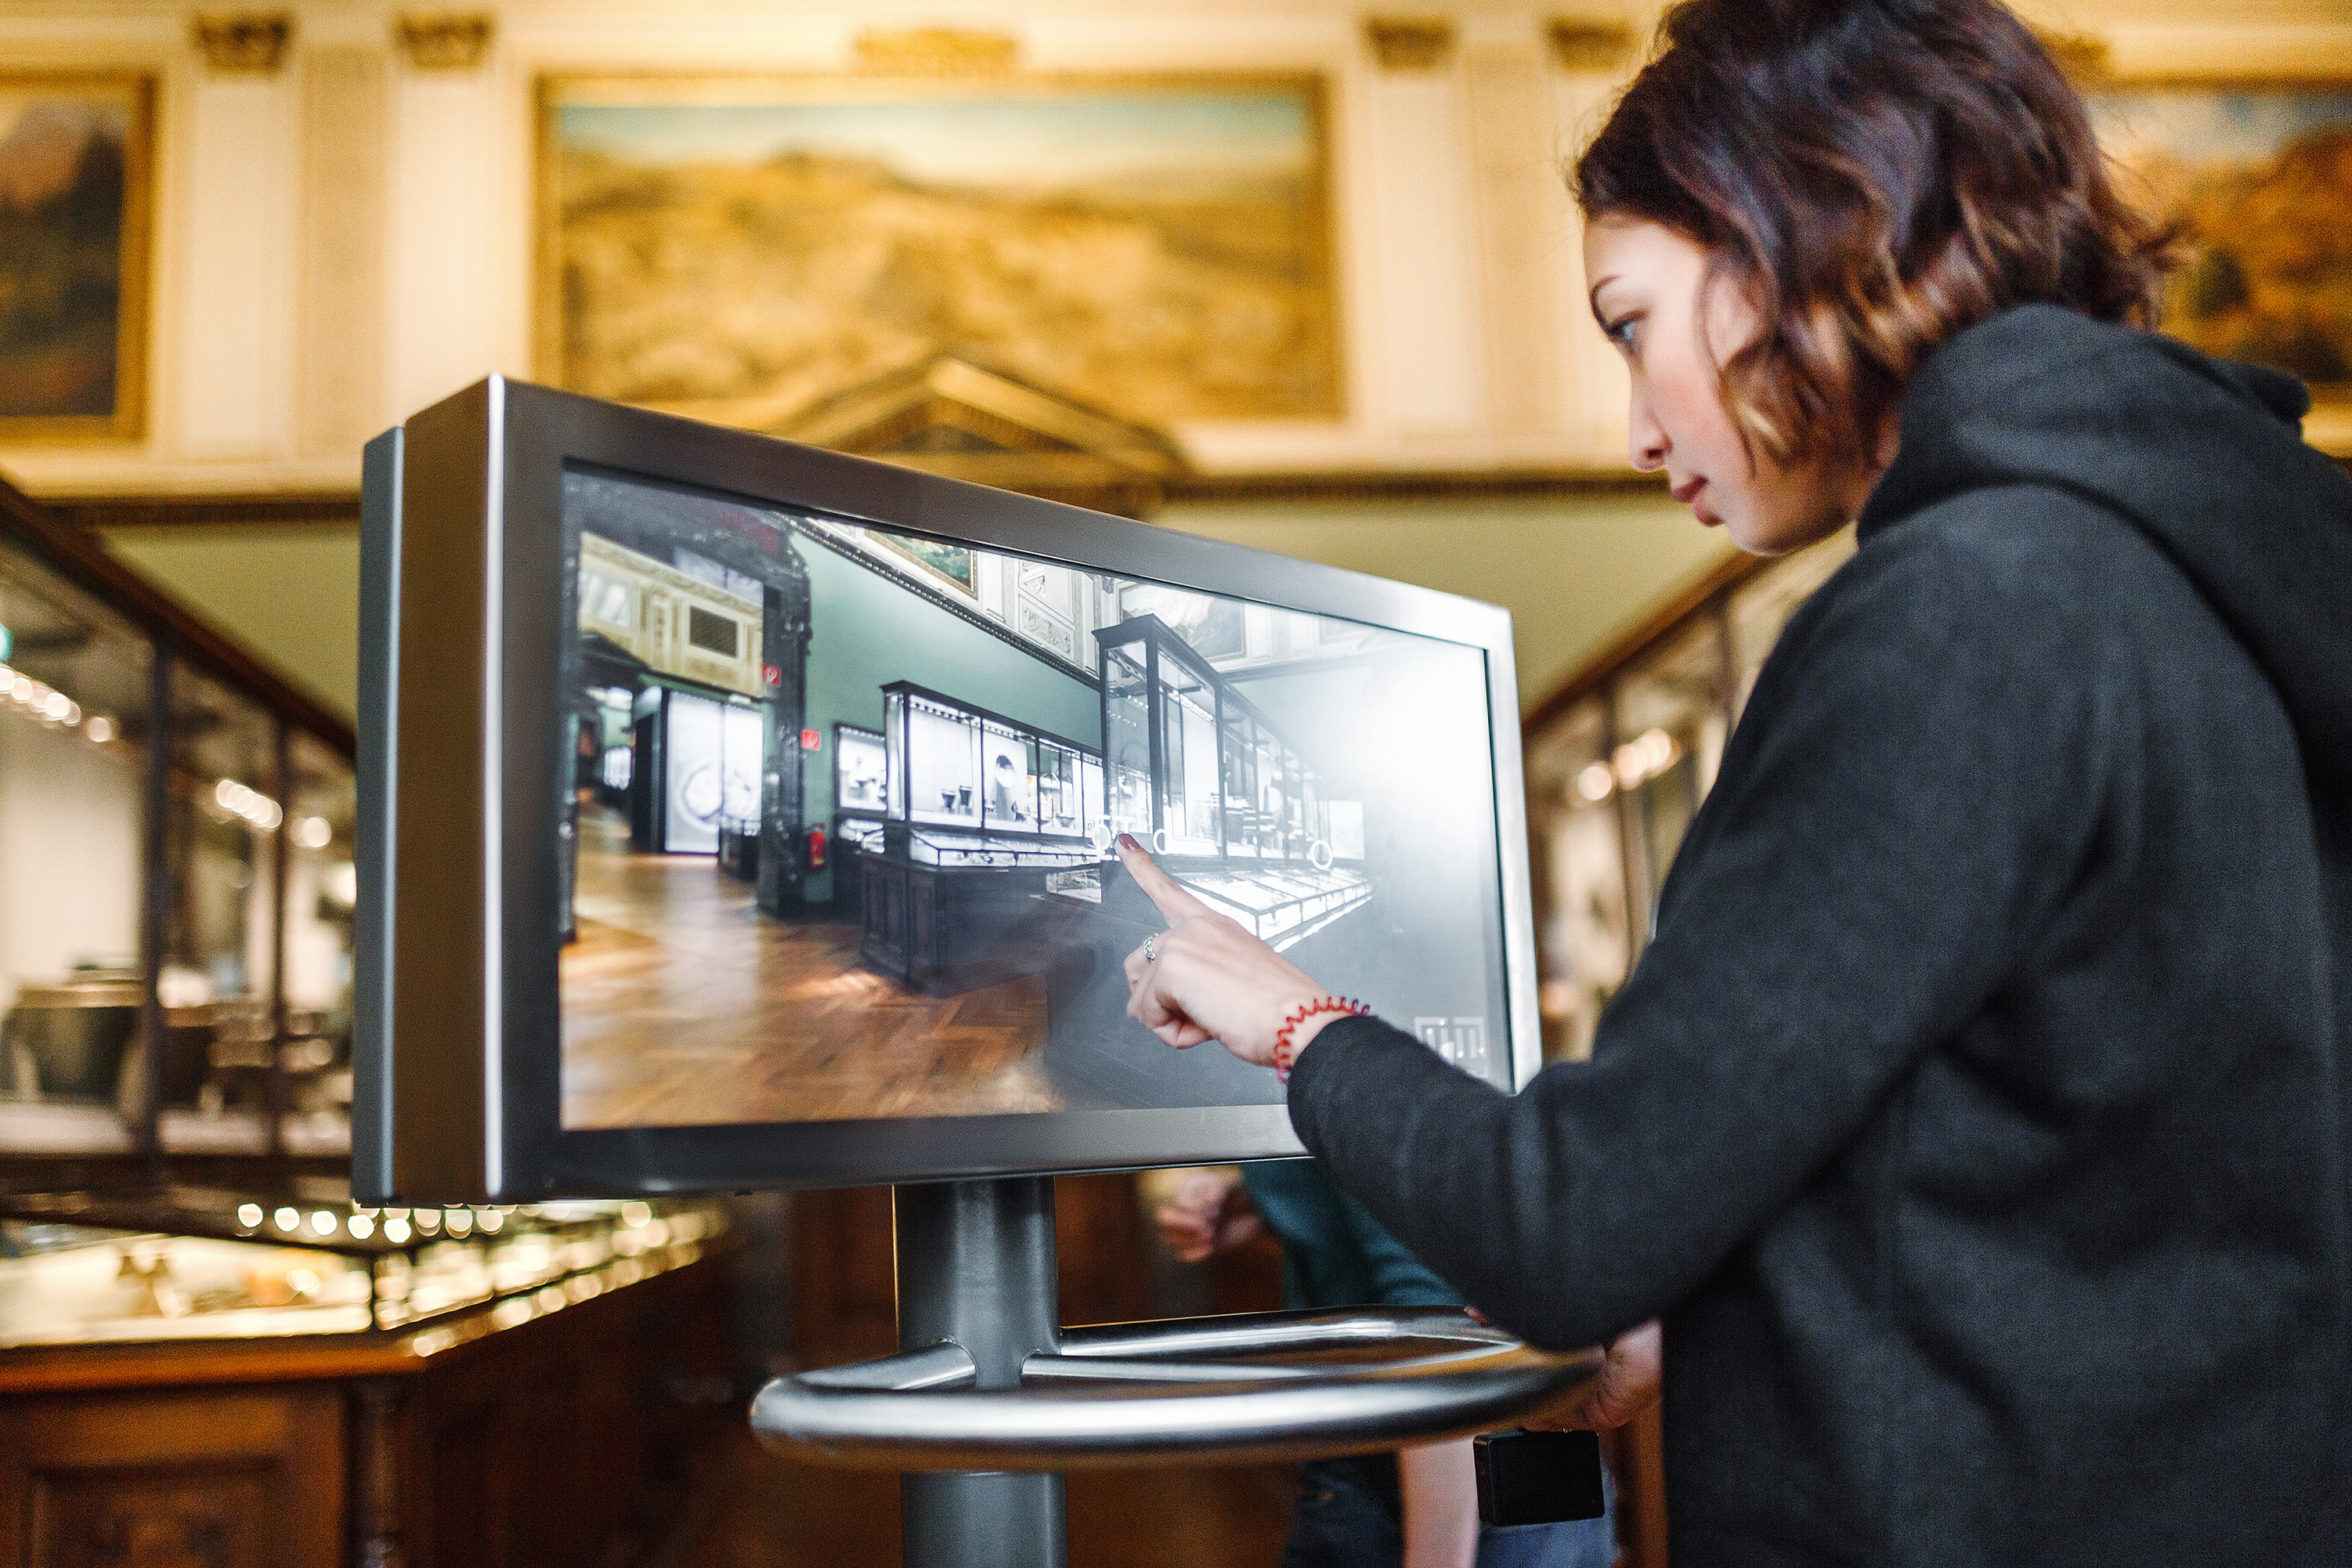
[558,468,1509,1130]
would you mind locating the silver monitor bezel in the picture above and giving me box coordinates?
[354,377,1541,1202]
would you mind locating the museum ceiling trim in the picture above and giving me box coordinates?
[38,468,1682,533]
[46,493,360,531]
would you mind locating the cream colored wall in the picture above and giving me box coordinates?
[1158,490,1732,711]
[9,0,2349,725]
[95,522,362,719]
[6,0,2346,500]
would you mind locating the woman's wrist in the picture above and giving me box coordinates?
[1271,995,1371,1080]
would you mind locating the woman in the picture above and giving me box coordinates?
[1116,0,2352,1562]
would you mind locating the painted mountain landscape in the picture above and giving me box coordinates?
[2094,88,2352,390]
[544,83,1341,429]
[0,83,141,428]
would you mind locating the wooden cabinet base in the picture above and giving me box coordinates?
[0,1251,735,1568]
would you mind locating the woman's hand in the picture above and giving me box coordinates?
[1150,1168,1266,1263]
[1521,1319,1663,1431]
[1116,836,1342,1067]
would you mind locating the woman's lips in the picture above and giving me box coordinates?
[1672,476,1719,524]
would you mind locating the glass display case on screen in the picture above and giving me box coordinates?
[1090,615,1339,869]
[834,723,887,816]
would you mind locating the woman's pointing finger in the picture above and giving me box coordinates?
[1115,835,1215,922]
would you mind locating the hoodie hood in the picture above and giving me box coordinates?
[1859,303,2352,793]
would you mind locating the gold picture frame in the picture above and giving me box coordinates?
[867,529,978,599]
[533,70,1342,434]
[0,72,155,443]
[2086,76,2352,403]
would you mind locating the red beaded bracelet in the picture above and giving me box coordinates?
[1271,996,1371,1082]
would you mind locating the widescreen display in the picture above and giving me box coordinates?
[556,467,1509,1129]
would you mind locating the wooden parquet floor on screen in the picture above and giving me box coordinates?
[560,811,1060,1129]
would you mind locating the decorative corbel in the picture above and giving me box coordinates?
[396,13,496,71]
[1364,18,1459,73]
[1545,16,1638,73]
[192,12,294,74]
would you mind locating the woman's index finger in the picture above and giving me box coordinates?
[1115,838,1213,922]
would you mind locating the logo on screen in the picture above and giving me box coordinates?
[1414,1017,1489,1076]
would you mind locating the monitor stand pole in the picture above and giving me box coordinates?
[894,1176,1068,1568]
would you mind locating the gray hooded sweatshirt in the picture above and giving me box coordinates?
[1290,304,2352,1566]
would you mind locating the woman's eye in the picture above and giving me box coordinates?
[1605,315,1641,356]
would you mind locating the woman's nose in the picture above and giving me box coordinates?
[1628,414,1667,473]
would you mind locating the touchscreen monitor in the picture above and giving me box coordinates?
[557,466,1510,1129]
[354,378,1537,1201]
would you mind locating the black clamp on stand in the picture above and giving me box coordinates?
[753,1176,1601,1568]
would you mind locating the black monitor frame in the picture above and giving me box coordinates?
[354,377,1540,1203]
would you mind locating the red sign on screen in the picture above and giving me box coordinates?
[800,728,822,751]
[761,663,782,686]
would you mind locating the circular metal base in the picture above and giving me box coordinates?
[754,1306,1601,1472]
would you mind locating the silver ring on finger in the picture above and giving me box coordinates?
[1143,934,1158,964]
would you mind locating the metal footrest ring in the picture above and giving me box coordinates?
[754,1306,1601,1472]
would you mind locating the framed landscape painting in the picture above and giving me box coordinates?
[0,74,153,442]
[2090,82,2352,398]
[537,74,1341,434]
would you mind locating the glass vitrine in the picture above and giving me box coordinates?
[835,723,887,815]
[981,719,1035,833]
[1728,529,1855,712]
[880,682,1093,844]
[1033,738,1085,839]
[0,556,154,1122]
[1521,695,1630,1064]
[1158,656,1221,856]
[0,1190,726,1346]
[894,687,981,830]
[281,731,357,1136]
[1519,530,1855,1063]
[1612,618,1730,921]
[1101,641,1152,842]
[1092,613,1341,868]
[0,472,355,1160]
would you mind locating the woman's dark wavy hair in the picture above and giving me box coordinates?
[1573,0,2177,464]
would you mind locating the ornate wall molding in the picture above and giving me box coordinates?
[851,27,1019,75]
[1545,16,1637,73]
[395,13,495,71]
[192,12,293,74]
[1364,17,1458,73]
